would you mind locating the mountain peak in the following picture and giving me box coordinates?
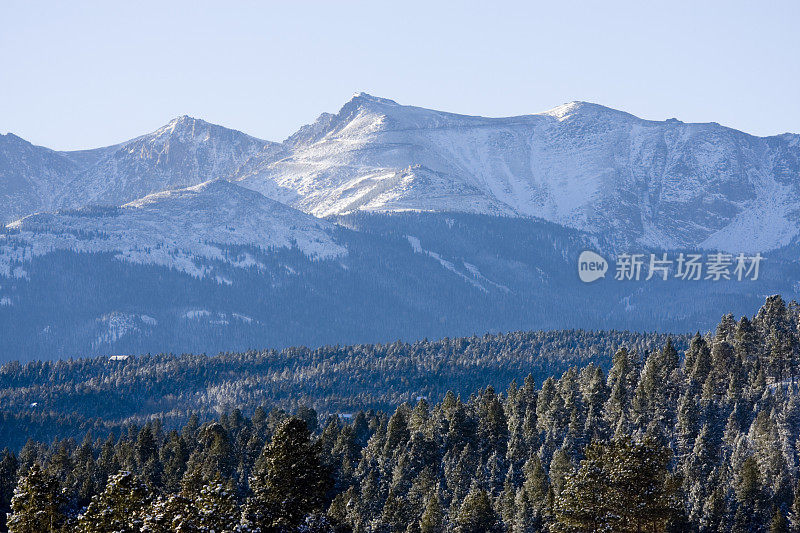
[0,132,31,146]
[159,114,209,133]
[348,92,399,107]
[540,101,635,121]
[168,114,197,124]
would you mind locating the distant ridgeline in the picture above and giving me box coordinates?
[0,328,678,449]
[2,296,800,531]
[3,94,800,361]
[2,212,796,363]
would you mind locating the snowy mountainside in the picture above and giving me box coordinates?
[2,211,796,361]
[4,95,798,252]
[0,116,275,223]
[0,133,81,224]
[0,179,344,280]
[59,115,276,209]
[2,96,800,359]
[235,94,800,252]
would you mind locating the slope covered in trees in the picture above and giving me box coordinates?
[0,329,676,449]
[2,296,800,531]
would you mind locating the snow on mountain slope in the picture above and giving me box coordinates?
[4,96,799,253]
[235,94,800,252]
[0,117,276,223]
[59,115,277,209]
[0,134,80,224]
[0,180,345,279]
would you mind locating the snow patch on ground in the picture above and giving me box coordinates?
[231,313,253,324]
[183,309,211,319]
[182,309,255,325]
[93,312,156,347]
[463,262,510,292]
[405,235,508,292]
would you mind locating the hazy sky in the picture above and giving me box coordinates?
[1,0,798,150]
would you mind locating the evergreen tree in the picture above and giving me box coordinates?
[554,442,610,531]
[419,493,445,533]
[512,489,542,533]
[788,477,800,532]
[140,493,198,532]
[243,417,332,532]
[555,438,674,533]
[603,348,635,437]
[195,475,240,532]
[548,448,573,498]
[733,456,768,533]
[0,449,19,532]
[454,486,501,533]
[76,470,151,533]
[7,463,66,533]
[771,506,789,533]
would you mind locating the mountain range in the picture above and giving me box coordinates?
[1,94,799,360]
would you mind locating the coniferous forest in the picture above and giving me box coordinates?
[4,295,800,531]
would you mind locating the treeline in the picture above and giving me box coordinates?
[0,329,679,449]
[3,296,800,531]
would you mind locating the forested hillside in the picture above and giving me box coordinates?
[2,296,800,531]
[0,329,676,450]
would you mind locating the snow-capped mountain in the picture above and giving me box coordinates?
[0,133,82,224]
[0,116,276,223]
[5,95,798,251]
[1,179,344,280]
[60,116,278,210]
[235,93,800,252]
[2,95,800,360]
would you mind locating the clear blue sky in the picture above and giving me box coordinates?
[1,0,798,150]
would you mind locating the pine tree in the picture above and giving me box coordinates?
[498,468,517,528]
[789,477,800,532]
[0,449,19,532]
[419,493,445,533]
[385,404,412,455]
[195,474,240,532]
[382,487,413,532]
[477,386,509,456]
[771,506,789,533]
[581,366,609,443]
[603,348,635,437]
[160,432,190,494]
[554,442,610,531]
[548,448,573,497]
[140,493,198,532]
[734,315,760,370]
[633,341,679,440]
[76,470,151,533]
[688,334,713,386]
[136,423,162,489]
[7,463,66,533]
[512,489,541,533]
[243,417,331,531]
[732,456,768,533]
[608,438,675,532]
[520,455,548,518]
[454,486,501,533]
[554,438,675,533]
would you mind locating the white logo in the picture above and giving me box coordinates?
[578,251,608,283]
